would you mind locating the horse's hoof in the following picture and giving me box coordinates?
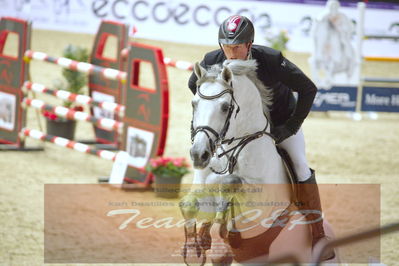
[182,237,206,266]
[312,236,336,262]
[211,256,233,266]
[208,239,233,266]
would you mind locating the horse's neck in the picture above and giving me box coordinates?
[230,76,268,135]
[226,76,287,184]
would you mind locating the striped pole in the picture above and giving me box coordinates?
[121,48,193,71]
[23,81,125,116]
[21,128,117,161]
[163,57,193,71]
[364,57,399,62]
[24,50,127,83]
[22,98,123,132]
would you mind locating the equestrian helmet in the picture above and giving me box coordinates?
[218,15,254,45]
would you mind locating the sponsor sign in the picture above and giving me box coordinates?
[311,86,357,112]
[361,86,399,112]
[1,0,398,56]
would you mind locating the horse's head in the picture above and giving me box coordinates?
[190,62,236,168]
[190,60,272,169]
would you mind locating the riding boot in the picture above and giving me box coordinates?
[296,169,335,260]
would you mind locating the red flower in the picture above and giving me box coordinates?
[73,106,84,112]
[43,110,58,121]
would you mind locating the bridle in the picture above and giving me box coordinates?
[191,81,275,175]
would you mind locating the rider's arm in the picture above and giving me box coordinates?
[275,52,317,134]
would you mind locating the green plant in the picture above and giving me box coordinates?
[54,44,89,108]
[265,29,290,52]
[146,157,190,178]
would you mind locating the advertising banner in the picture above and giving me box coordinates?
[311,86,357,112]
[361,86,399,112]
[0,0,398,56]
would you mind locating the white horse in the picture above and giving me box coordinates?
[180,60,337,265]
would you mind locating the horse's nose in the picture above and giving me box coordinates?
[190,148,211,169]
[201,151,210,162]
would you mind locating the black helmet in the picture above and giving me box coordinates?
[218,15,254,45]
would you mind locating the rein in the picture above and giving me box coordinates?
[213,121,274,175]
[191,82,275,174]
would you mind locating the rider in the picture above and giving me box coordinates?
[188,15,333,259]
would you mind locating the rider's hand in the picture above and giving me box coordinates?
[272,117,303,144]
[271,125,294,144]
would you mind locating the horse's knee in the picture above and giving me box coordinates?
[179,194,200,220]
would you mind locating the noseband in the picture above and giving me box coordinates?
[191,82,274,174]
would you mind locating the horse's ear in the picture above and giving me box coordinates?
[194,62,206,79]
[221,66,232,85]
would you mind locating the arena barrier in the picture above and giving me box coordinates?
[265,222,399,265]
[355,2,399,116]
[0,17,189,185]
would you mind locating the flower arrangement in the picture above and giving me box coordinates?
[265,28,290,52]
[43,44,89,121]
[146,157,190,178]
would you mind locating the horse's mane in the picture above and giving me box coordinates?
[196,60,273,116]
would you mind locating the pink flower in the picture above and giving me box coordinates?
[172,158,183,167]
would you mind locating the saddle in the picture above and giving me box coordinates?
[276,147,299,198]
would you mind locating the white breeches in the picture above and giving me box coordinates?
[277,128,312,182]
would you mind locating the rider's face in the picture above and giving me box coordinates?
[222,43,251,60]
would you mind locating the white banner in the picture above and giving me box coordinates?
[1,0,398,56]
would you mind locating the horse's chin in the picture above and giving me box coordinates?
[193,160,210,170]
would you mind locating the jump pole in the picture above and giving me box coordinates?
[24,50,127,83]
[120,48,193,71]
[22,98,123,132]
[23,81,125,116]
[21,128,116,159]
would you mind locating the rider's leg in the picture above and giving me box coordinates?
[277,129,332,253]
[277,128,311,182]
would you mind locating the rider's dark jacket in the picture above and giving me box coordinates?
[188,45,317,131]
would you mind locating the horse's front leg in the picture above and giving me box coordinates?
[179,168,215,265]
[207,174,243,265]
[180,192,211,266]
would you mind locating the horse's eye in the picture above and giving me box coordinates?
[221,103,230,113]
